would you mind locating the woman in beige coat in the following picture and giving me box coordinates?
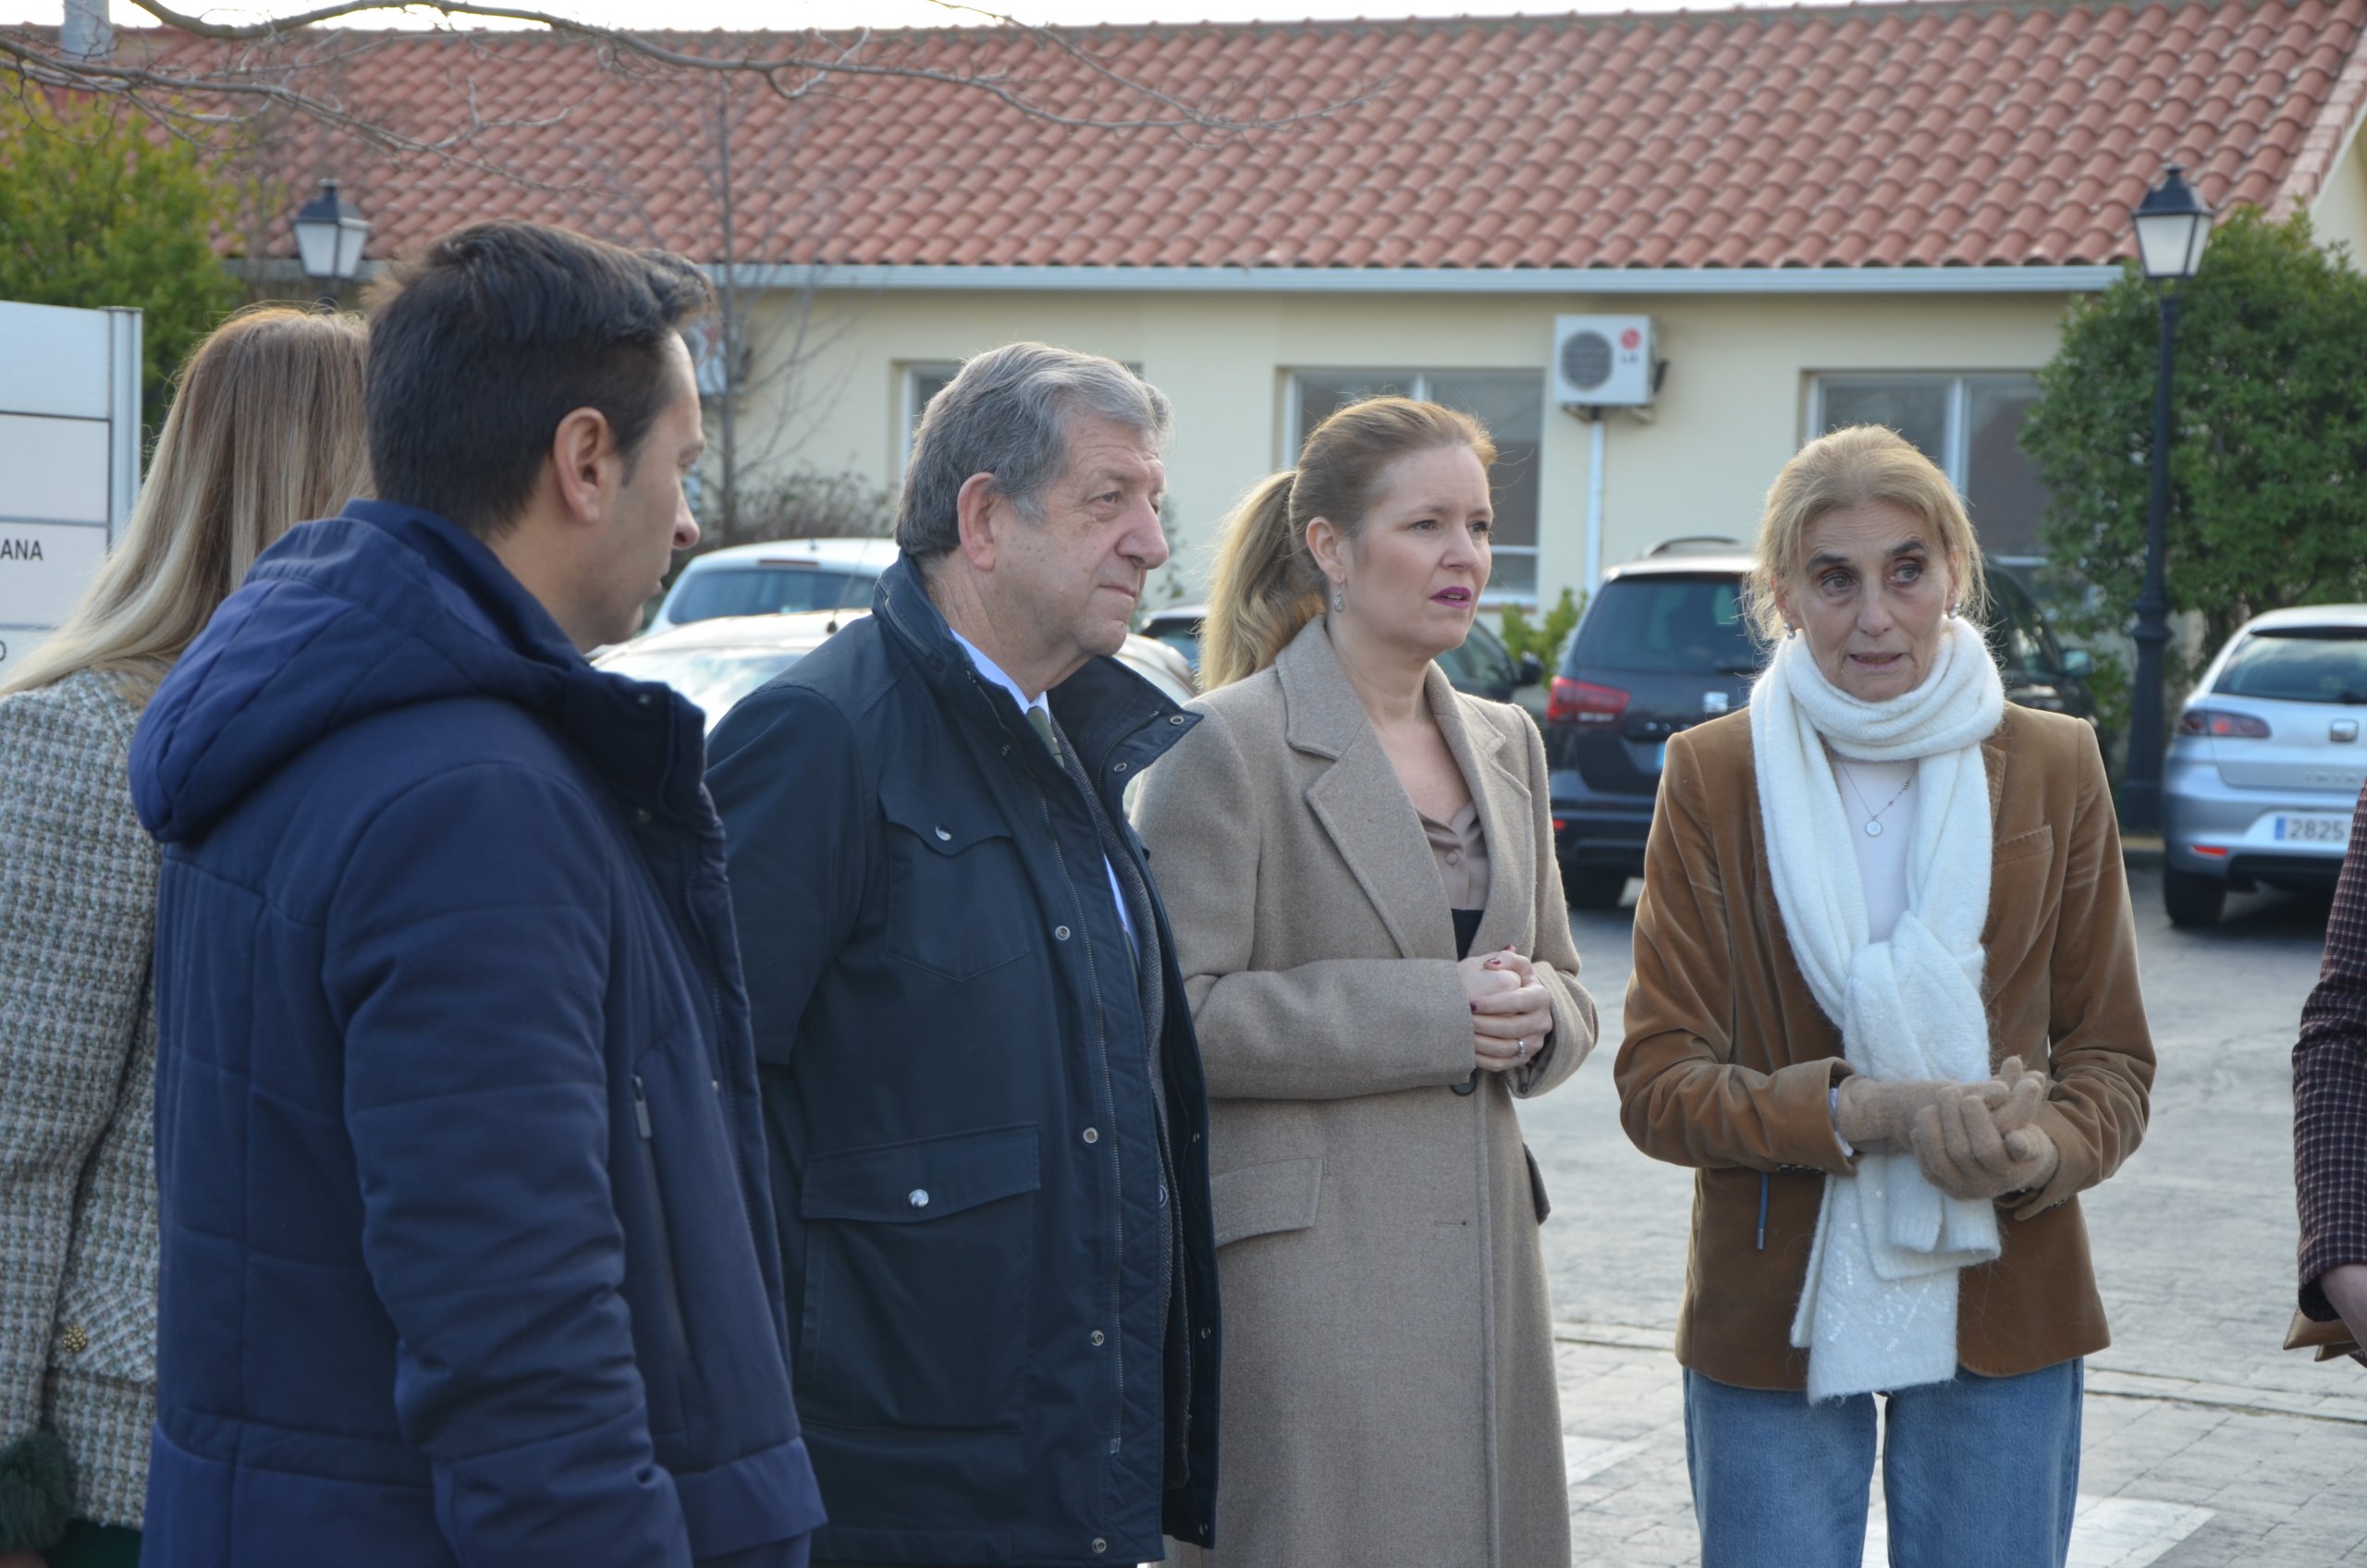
[1134,396,1597,1567]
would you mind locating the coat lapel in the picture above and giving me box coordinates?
[1279,621,1459,962]
[1429,670,1532,958]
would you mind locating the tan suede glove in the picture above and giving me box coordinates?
[1908,1066,2060,1202]
[1834,1071,2013,1148]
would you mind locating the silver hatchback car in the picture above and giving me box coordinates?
[2162,605,2367,925]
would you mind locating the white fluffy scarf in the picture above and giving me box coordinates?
[1752,617,2006,1402]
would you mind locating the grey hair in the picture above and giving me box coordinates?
[896,341,1173,559]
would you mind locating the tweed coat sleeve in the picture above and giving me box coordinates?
[1134,700,1478,1102]
[1505,704,1596,1100]
[2296,785,2367,1320]
[0,680,154,1534]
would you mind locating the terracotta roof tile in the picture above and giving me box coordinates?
[127,0,2367,274]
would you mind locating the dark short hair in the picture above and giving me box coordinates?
[365,220,714,538]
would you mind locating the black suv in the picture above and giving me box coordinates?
[1546,543,2099,907]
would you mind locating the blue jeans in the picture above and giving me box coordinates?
[1684,1360,2083,1568]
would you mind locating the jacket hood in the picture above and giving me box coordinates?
[131,499,696,843]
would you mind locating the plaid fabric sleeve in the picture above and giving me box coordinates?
[2296,783,2367,1319]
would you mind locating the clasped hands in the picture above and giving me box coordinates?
[1834,1055,2062,1203]
[1458,947,1552,1074]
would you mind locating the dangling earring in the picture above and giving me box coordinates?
[1784,624,1799,640]
[1332,582,1346,614]
[1946,602,1960,620]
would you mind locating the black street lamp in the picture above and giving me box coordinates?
[291,178,371,309]
[2119,162,2214,833]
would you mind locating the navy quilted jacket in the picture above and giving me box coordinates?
[128,500,823,1568]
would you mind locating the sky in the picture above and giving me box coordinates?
[3,0,1797,30]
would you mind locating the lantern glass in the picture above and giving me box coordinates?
[2131,165,2212,281]
[333,217,371,280]
[2134,210,2205,280]
[293,180,370,283]
[293,215,341,280]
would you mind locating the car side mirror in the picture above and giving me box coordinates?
[1515,652,1544,686]
[2060,648,2094,678]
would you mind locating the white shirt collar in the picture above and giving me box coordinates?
[948,627,1047,717]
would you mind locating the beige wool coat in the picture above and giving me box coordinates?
[1132,618,1598,1568]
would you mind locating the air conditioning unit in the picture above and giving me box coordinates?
[1552,315,1657,409]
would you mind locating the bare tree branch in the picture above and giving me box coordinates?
[0,28,572,165]
[3,2,1362,147]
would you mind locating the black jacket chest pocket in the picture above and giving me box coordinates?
[879,786,1034,981]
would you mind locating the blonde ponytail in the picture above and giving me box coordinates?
[1196,395,1497,689]
[1201,471,1319,691]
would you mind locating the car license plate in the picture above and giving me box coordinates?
[2275,814,2352,845]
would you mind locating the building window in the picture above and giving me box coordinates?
[1285,370,1543,598]
[1807,373,2047,560]
[901,362,960,463]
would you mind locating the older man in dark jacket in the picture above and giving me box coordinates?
[129,222,822,1567]
[708,342,1220,1566]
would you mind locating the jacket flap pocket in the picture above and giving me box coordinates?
[1993,823,2054,868]
[803,1123,1041,1223]
[880,782,1012,858]
[1211,1156,1323,1248]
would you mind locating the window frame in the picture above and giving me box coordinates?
[1281,367,1544,606]
[1804,370,2045,565]
[898,361,962,477]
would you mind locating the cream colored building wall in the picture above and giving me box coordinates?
[732,286,2078,606]
[2308,122,2367,263]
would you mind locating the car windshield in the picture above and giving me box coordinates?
[670,565,874,623]
[1570,573,1760,676]
[598,646,807,728]
[2214,628,2367,704]
[1984,573,2057,676]
[1149,626,1202,673]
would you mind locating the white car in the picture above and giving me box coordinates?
[2161,604,2367,925]
[596,610,1196,734]
[647,537,900,635]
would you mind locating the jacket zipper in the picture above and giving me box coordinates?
[676,837,765,1242]
[707,972,763,1238]
[632,1074,694,1364]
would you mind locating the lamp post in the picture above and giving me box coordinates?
[2118,162,2214,833]
[291,178,371,309]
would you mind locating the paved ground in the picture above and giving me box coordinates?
[1527,865,2367,1567]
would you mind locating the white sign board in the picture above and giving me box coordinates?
[0,300,142,680]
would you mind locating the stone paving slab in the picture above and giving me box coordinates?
[1555,1329,2367,1567]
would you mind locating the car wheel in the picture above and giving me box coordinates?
[2163,864,2227,928]
[1564,864,1631,911]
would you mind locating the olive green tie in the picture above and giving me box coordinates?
[1025,704,1061,764]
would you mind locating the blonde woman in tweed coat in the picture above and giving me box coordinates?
[0,307,368,1568]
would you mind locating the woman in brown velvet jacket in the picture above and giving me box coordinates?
[1615,426,2154,1568]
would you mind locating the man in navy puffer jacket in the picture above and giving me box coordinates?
[127,221,823,1567]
